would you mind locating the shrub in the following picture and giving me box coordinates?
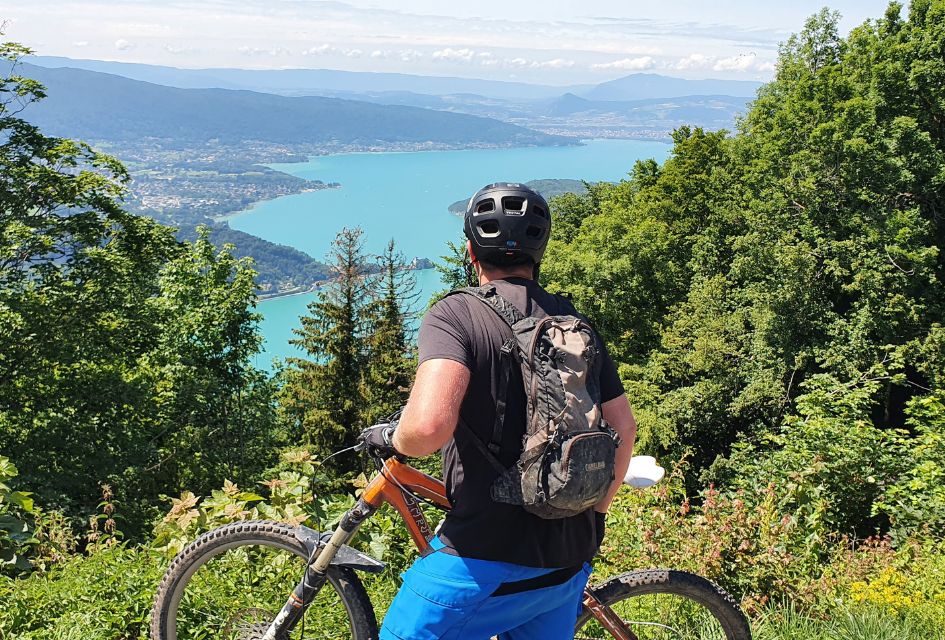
[0,544,163,639]
[0,456,37,575]
[875,393,945,542]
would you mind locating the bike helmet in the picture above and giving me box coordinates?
[463,182,551,267]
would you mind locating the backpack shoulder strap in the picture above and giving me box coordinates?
[443,285,524,465]
[445,285,525,328]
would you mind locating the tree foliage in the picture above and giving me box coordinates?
[360,240,418,425]
[542,2,945,527]
[0,43,278,538]
[280,230,417,471]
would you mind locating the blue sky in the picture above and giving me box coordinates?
[3,0,897,84]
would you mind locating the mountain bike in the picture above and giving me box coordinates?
[150,452,752,640]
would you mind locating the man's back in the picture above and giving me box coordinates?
[373,182,636,640]
[419,277,624,567]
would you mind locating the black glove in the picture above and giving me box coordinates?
[358,422,401,460]
[594,510,607,549]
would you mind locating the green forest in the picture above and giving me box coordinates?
[2,2,945,638]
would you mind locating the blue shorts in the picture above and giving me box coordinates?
[380,537,591,640]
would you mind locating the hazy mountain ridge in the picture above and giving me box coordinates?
[537,93,751,133]
[21,63,569,148]
[27,56,762,102]
[26,57,760,140]
[26,56,591,99]
[585,73,761,100]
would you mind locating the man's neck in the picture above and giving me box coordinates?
[477,266,534,285]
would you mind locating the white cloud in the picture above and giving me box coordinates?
[11,1,788,81]
[164,44,192,55]
[399,49,423,62]
[674,53,711,70]
[712,52,775,72]
[238,45,289,56]
[713,54,754,72]
[432,47,475,62]
[592,56,655,71]
[670,52,775,74]
[301,44,363,58]
[537,58,575,69]
[301,44,334,55]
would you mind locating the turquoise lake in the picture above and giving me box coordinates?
[230,139,671,368]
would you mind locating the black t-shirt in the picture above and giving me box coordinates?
[418,277,624,567]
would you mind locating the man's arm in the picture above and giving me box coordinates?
[595,393,637,513]
[390,358,471,458]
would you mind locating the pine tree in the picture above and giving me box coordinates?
[360,239,418,425]
[279,228,372,467]
[430,235,476,305]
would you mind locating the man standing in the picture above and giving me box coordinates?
[361,183,637,639]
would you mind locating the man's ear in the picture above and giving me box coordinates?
[466,239,478,264]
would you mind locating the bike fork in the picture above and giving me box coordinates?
[583,590,639,640]
[262,499,377,640]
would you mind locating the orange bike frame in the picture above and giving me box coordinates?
[360,458,451,552]
[357,458,638,640]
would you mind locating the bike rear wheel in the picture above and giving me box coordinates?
[574,569,752,640]
[150,520,378,640]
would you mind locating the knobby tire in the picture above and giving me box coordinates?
[150,520,378,640]
[575,569,752,640]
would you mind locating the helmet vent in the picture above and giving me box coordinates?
[526,225,544,239]
[477,220,501,237]
[502,196,526,214]
[534,206,547,218]
[476,199,495,214]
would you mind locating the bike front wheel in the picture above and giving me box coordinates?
[574,569,752,640]
[150,520,378,640]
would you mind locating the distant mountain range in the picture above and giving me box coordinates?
[21,63,569,148]
[584,74,762,101]
[27,56,586,100]
[539,93,750,132]
[27,56,762,102]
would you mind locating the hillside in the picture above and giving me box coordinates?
[175,224,331,296]
[21,63,571,147]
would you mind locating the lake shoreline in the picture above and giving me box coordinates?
[237,139,672,365]
[256,263,438,303]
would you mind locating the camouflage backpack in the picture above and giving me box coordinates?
[449,285,620,519]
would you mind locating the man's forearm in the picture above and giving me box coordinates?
[595,394,637,513]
